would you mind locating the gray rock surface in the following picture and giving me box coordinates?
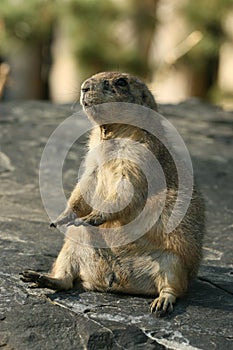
[0,100,232,350]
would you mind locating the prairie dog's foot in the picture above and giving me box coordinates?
[150,290,177,316]
[50,208,77,228]
[20,270,63,290]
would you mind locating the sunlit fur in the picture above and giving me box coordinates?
[23,72,205,314]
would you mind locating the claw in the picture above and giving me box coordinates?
[51,210,106,228]
[150,292,176,316]
[20,270,44,288]
[20,270,59,290]
[50,210,77,228]
[82,214,105,226]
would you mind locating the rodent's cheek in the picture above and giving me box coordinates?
[81,97,88,107]
[81,92,93,107]
[80,92,86,106]
[82,91,115,106]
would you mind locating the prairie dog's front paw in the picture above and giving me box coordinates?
[50,208,77,228]
[68,212,105,227]
[81,211,106,226]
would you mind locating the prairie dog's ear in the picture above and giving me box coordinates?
[115,77,128,87]
[141,87,157,111]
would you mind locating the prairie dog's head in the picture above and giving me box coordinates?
[80,72,157,112]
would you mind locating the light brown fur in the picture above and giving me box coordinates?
[22,72,205,315]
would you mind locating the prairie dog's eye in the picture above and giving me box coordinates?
[115,78,128,87]
[103,80,110,89]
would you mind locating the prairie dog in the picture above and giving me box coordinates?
[21,72,205,315]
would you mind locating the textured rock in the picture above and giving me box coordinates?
[0,100,232,349]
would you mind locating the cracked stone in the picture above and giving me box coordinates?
[0,100,232,350]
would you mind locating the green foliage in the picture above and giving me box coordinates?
[181,0,233,67]
[62,0,119,78]
[184,0,232,27]
[0,0,55,50]
[62,0,155,80]
[0,0,157,79]
[179,0,233,100]
[1,0,231,102]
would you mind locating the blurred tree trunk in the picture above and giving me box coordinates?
[181,0,232,101]
[129,0,159,80]
[4,40,51,100]
[188,56,219,98]
[5,45,42,100]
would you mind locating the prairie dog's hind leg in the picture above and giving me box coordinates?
[150,289,177,316]
[20,270,73,291]
[21,240,78,291]
[150,253,188,316]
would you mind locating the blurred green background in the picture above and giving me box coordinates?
[0,0,233,109]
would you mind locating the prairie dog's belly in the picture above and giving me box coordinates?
[77,246,160,295]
